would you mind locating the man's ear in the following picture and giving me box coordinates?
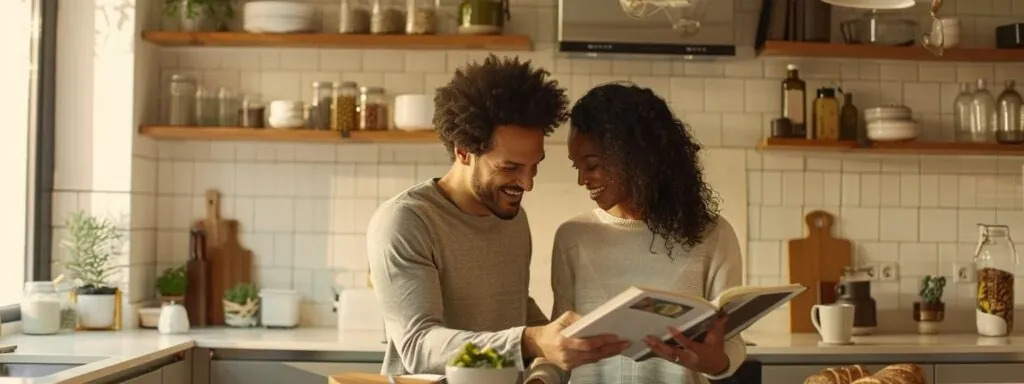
[455,147,472,165]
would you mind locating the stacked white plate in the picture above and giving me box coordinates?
[244,1,317,34]
[864,105,918,141]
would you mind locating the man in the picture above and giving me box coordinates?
[367,55,629,378]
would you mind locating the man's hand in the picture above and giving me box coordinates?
[644,315,730,375]
[523,311,631,370]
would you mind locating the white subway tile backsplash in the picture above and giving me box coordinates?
[919,208,959,242]
[880,208,919,242]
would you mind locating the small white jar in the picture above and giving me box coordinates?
[259,289,300,328]
[267,100,305,129]
[21,282,61,335]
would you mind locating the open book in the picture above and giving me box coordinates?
[560,284,806,361]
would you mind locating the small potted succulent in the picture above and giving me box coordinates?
[60,211,124,330]
[156,264,187,305]
[223,282,259,327]
[913,275,946,334]
[445,342,519,384]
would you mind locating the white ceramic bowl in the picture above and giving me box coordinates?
[393,94,435,131]
[245,1,316,19]
[867,120,918,141]
[864,105,912,123]
[138,307,161,329]
[244,16,316,34]
[444,366,519,384]
[268,115,305,129]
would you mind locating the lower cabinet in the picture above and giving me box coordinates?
[114,356,192,384]
[210,361,382,384]
[762,364,936,383]
[119,370,162,384]
[934,363,1024,384]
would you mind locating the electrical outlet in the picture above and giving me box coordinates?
[878,262,898,282]
[953,262,976,283]
[862,263,881,281]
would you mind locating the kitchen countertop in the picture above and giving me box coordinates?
[6,328,1024,383]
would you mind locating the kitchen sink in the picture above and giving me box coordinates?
[0,354,107,378]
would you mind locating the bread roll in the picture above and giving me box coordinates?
[851,377,884,384]
[874,363,926,384]
[804,373,833,384]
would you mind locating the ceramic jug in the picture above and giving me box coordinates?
[158,301,190,334]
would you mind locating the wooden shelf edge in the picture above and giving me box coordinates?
[138,126,438,143]
[758,137,1024,156]
[760,40,1024,62]
[140,31,533,51]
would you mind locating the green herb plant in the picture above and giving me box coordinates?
[162,0,237,30]
[449,342,514,369]
[919,275,946,304]
[156,264,187,297]
[223,282,258,305]
[60,211,122,295]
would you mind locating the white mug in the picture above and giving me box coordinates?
[811,303,854,344]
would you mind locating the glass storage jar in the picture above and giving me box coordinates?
[974,223,1019,337]
[359,86,388,130]
[339,0,371,34]
[21,282,61,335]
[310,81,334,130]
[971,78,997,142]
[996,80,1024,144]
[406,0,437,34]
[217,87,239,127]
[371,0,405,34]
[167,74,196,126]
[954,82,978,142]
[195,86,220,127]
[332,82,359,132]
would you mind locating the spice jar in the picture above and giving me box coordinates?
[332,82,359,132]
[812,87,840,140]
[359,86,388,130]
[371,0,405,34]
[238,94,265,128]
[167,74,196,126]
[310,81,334,130]
[21,282,61,335]
[339,0,371,34]
[406,0,437,34]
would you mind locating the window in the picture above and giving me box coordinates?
[0,0,55,316]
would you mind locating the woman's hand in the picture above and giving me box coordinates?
[643,316,730,375]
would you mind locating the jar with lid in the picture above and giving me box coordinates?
[195,86,219,127]
[971,78,997,142]
[974,223,1019,337]
[310,81,334,130]
[406,0,437,34]
[238,94,265,128]
[167,74,196,126]
[812,87,840,140]
[218,87,239,127]
[371,0,405,34]
[339,0,371,34]
[359,86,388,131]
[21,282,61,335]
[954,82,979,142]
[332,82,359,132]
[996,80,1024,144]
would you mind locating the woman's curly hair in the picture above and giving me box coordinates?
[570,82,721,252]
[434,54,569,160]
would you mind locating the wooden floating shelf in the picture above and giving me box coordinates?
[138,126,438,143]
[761,40,1024,62]
[140,31,533,51]
[757,137,1024,156]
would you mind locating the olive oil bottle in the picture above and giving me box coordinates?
[781,64,807,138]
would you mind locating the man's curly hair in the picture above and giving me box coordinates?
[570,82,721,253]
[434,54,569,160]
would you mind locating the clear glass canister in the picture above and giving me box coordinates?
[371,0,405,34]
[310,81,335,130]
[218,87,239,127]
[195,86,219,127]
[359,86,388,131]
[339,0,371,34]
[21,282,61,335]
[332,82,359,132]
[167,74,196,126]
[238,93,265,128]
[971,78,997,142]
[975,223,1019,337]
[406,0,437,34]
[954,82,978,142]
[996,80,1024,144]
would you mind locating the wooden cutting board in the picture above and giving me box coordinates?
[788,210,852,333]
[194,189,253,326]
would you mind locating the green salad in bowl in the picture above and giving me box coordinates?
[445,342,519,384]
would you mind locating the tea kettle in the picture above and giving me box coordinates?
[158,301,190,334]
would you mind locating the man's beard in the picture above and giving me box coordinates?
[471,174,522,221]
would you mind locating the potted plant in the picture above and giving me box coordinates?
[163,0,237,32]
[445,342,519,384]
[913,275,946,334]
[156,264,187,305]
[60,211,123,330]
[223,282,259,327]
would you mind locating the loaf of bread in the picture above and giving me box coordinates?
[805,363,925,384]
[803,364,869,384]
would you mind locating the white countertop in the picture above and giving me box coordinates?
[6,328,1024,383]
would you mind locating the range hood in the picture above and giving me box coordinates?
[557,0,767,61]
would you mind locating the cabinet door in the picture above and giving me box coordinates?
[211,361,382,384]
[120,369,162,384]
[935,363,1024,383]
[162,359,192,384]
[763,364,935,383]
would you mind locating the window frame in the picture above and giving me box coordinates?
[1,0,57,324]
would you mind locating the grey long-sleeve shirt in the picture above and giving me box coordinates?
[366,179,550,376]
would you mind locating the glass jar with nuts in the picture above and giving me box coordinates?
[359,86,388,131]
[339,0,371,34]
[371,0,405,34]
[405,0,438,34]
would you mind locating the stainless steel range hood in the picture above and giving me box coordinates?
[557,0,765,61]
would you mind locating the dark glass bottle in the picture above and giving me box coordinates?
[781,64,807,138]
[840,92,859,141]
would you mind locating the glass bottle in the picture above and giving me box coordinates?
[406,0,437,34]
[21,282,61,335]
[310,81,334,130]
[813,87,840,140]
[167,74,196,126]
[371,0,405,34]
[839,92,859,141]
[996,80,1024,144]
[332,82,359,132]
[971,78,997,142]
[974,224,1019,337]
[359,86,388,131]
[217,87,239,127]
[195,86,219,127]
[339,0,371,34]
[954,82,978,142]
[781,64,807,139]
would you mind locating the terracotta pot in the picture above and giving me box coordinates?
[914,301,945,334]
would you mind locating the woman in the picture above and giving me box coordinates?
[550,82,747,384]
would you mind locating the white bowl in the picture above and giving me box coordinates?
[394,94,435,131]
[864,105,912,123]
[268,115,305,129]
[244,16,316,34]
[867,120,918,141]
[245,1,316,19]
[444,366,519,384]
